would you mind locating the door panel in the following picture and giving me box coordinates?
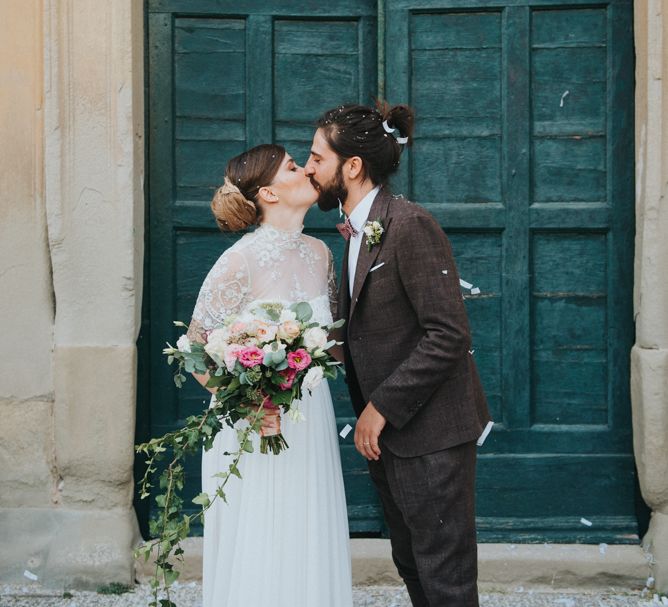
[142,0,637,542]
[385,0,636,541]
[145,0,380,533]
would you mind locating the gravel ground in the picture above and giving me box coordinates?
[1,583,665,607]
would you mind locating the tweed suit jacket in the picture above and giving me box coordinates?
[338,187,491,457]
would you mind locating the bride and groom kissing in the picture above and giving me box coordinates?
[189,100,491,607]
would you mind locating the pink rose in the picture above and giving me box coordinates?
[237,345,264,368]
[224,343,244,372]
[287,348,311,372]
[229,321,247,336]
[278,368,297,391]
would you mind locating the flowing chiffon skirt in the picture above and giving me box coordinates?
[201,380,353,607]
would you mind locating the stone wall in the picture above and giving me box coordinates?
[633,0,668,593]
[0,0,145,589]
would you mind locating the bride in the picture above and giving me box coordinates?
[186,144,353,607]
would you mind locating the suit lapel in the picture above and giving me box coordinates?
[349,189,393,320]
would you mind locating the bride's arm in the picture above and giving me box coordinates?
[186,250,250,394]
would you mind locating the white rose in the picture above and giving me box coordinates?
[303,327,328,351]
[176,335,192,353]
[301,366,324,394]
[277,320,301,341]
[255,322,278,343]
[364,224,375,236]
[204,328,229,362]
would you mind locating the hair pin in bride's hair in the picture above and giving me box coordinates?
[220,176,241,195]
[220,176,256,210]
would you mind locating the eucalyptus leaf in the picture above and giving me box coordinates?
[290,302,313,322]
[271,349,286,364]
[328,318,346,329]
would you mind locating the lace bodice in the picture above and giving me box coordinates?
[188,224,338,340]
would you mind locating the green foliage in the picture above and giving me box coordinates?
[290,301,313,322]
[135,381,266,607]
[96,583,133,595]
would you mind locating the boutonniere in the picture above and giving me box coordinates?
[363,218,385,251]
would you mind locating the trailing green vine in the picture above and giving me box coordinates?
[135,400,265,607]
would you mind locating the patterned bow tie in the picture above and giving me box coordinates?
[336,217,358,241]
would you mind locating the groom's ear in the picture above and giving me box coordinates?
[346,156,365,181]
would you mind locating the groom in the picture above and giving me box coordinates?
[305,102,491,607]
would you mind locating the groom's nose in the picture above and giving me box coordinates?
[304,160,314,176]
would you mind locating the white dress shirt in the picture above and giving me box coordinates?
[347,186,381,297]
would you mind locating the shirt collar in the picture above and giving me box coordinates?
[347,186,381,233]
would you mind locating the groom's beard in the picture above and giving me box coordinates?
[313,165,347,212]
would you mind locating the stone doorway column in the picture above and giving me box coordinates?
[41,0,144,586]
[633,0,668,594]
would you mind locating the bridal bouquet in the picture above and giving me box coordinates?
[164,301,343,454]
[135,302,343,606]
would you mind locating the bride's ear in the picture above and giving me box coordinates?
[257,186,279,205]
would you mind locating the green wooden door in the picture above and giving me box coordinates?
[385,0,636,541]
[140,0,637,542]
[141,0,381,534]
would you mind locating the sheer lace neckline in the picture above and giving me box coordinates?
[255,222,304,245]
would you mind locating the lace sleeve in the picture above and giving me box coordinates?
[187,250,250,343]
[327,246,339,322]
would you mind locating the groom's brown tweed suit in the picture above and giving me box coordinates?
[338,188,491,607]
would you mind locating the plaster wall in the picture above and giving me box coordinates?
[0,1,56,510]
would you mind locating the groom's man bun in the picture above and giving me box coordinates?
[315,100,415,185]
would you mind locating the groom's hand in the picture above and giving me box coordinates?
[355,402,386,461]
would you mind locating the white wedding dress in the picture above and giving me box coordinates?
[187,223,353,607]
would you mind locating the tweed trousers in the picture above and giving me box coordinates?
[367,440,479,607]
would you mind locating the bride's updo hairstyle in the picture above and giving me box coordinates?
[315,99,415,185]
[211,144,286,232]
